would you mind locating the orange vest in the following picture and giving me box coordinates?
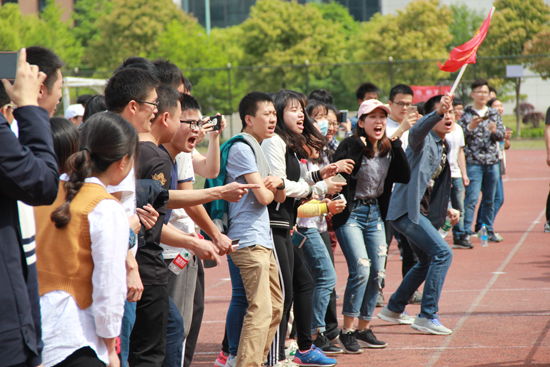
[35,181,117,309]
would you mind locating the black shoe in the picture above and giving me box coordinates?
[337,330,363,354]
[453,235,473,249]
[354,328,387,348]
[313,332,344,354]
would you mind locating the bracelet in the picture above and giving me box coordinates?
[276,179,285,190]
[325,202,330,214]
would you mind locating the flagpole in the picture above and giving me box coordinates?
[450,64,467,95]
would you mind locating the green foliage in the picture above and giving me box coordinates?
[85,0,196,70]
[447,3,484,50]
[72,0,113,48]
[477,0,550,79]
[0,1,83,68]
[347,0,453,94]
[0,4,44,50]
[524,29,550,80]
[238,0,346,93]
[310,1,360,40]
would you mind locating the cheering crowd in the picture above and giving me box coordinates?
[1,46,514,367]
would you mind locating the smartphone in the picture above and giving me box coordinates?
[0,52,18,80]
[407,105,418,116]
[481,113,496,121]
[339,110,348,123]
[332,173,346,183]
[331,193,347,204]
[291,231,306,248]
[231,238,240,251]
[206,115,222,131]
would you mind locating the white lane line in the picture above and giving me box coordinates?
[205,278,231,292]
[425,208,546,367]
[504,177,549,182]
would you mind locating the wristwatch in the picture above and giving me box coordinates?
[276,179,285,190]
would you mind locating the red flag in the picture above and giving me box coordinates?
[438,8,494,72]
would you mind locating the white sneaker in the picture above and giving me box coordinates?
[411,317,452,335]
[545,221,550,233]
[377,306,415,325]
[224,354,237,367]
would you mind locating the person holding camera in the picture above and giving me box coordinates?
[458,79,506,243]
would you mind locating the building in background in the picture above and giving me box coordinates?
[176,0,380,28]
[1,0,73,20]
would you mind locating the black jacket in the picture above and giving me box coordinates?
[331,137,410,230]
[0,107,59,367]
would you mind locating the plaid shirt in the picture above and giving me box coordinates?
[458,106,505,165]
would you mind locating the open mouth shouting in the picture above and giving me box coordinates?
[187,135,198,148]
[373,125,384,136]
[296,119,304,130]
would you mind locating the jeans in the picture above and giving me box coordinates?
[388,214,453,319]
[475,165,504,232]
[226,256,248,356]
[120,300,136,367]
[164,297,184,367]
[464,163,500,234]
[298,227,337,334]
[335,202,388,321]
[450,177,466,239]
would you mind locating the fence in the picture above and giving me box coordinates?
[66,53,550,138]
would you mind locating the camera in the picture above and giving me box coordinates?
[206,114,222,131]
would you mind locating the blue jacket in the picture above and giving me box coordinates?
[387,110,451,229]
[0,106,59,367]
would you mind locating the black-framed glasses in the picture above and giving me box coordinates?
[135,100,159,108]
[394,101,413,108]
[180,120,203,130]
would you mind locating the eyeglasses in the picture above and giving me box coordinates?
[393,101,413,108]
[135,100,159,108]
[180,120,203,130]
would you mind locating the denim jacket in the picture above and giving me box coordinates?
[387,110,451,228]
[458,106,505,165]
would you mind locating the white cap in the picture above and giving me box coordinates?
[65,104,85,119]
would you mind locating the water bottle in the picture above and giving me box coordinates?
[479,224,488,247]
[438,216,452,238]
[168,249,193,275]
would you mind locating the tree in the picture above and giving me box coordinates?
[524,29,550,80]
[347,0,453,97]
[310,1,360,40]
[238,0,346,93]
[72,0,113,49]
[85,0,197,70]
[477,0,550,78]
[447,4,484,50]
[0,1,83,68]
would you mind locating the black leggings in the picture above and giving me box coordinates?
[546,189,550,222]
[54,347,105,367]
[267,227,314,365]
[320,231,339,340]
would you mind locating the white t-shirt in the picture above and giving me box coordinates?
[446,125,465,178]
[386,117,409,151]
[161,150,196,259]
[107,167,137,255]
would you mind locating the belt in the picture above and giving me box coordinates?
[354,198,377,206]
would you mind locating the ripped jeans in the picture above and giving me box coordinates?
[335,201,387,320]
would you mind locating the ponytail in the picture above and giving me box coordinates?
[50,112,138,228]
[50,149,93,228]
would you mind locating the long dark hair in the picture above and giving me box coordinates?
[356,112,391,159]
[273,89,325,155]
[51,112,139,228]
[50,117,79,175]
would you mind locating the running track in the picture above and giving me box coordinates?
[193,149,550,366]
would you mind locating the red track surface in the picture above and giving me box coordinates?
[193,149,550,366]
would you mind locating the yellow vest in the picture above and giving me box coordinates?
[35,181,117,309]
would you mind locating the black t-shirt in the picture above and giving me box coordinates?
[420,141,447,217]
[136,141,172,285]
[546,107,550,125]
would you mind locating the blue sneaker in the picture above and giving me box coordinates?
[293,345,337,366]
